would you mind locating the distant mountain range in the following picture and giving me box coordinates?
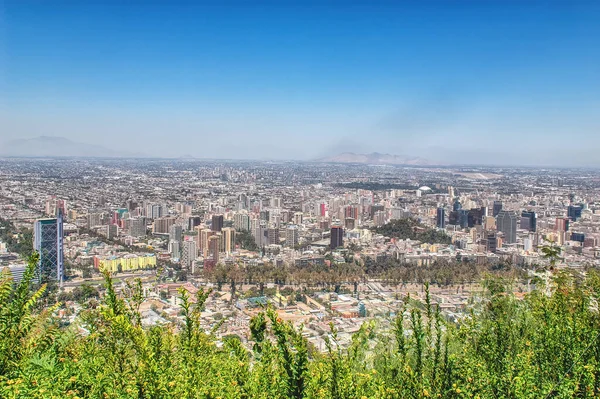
[0,136,143,158]
[315,152,430,165]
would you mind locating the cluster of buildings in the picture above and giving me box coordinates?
[1,158,600,348]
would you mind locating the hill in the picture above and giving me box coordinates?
[0,136,142,158]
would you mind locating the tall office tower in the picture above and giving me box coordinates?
[467,208,484,227]
[293,212,303,225]
[221,227,236,254]
[521,211,537,232]
[286,225,299,248]
[130,217,146,238]
[180,240,197,270]
[267,227,280,245]
[555,217,570,232]
[187,216,201,231]
[169,240,181,260]
[330,226,344,250]
[208,235,220,263]
[210,214,224,232]
[453,198,462,212]
[33,212,64,283]
[567,205,583,222]
[458,209,470,228]
[492,201,503,217]
[436,207,446,229]
[234,213,251,231]
[497,210,519,244]
[485,232,498,253]
[374,210,386,227]
[480,206,488,217]
[152,216,176,234]
[169,224,183,243]
[87,212,103,228]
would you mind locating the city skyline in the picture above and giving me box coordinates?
[2,1,600,166]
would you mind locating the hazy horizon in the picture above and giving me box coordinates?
[1,2,599,166]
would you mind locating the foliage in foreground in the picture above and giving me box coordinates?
[2,255,600,398]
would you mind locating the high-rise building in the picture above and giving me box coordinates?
[147,204,164,219]
[130,218,146,238]
[330,226,344,250]
[567,205,583,222]
[106,224,118,240]
[34,213,64,283]
[268,227,280,245]
[208,235,220,263]
[180,240,197,270]
[555,217,570,232]
[453,199,462,212]
[467,208,483,227]
[485,232,498,253]
[169,224,183,243]
[234,213,251,231]
[484,216,496,231]
[87,212,104,229]
[169,240,181,260]
[221,227,236,254]
[197,228,214,256]
[270,197,282,208]
[520,211,537,232]
[370,204,385,218]
[373,210,386,227]
[570,232,585,243]
[293,212,304,225]
[492,201,503,217]
[436,207,446,229]
[211,214,224,232]
[153,217,176,235]
[187,216,201,231]
[497,210,518,244]
[458,209,469,228]
[286,225,299,248]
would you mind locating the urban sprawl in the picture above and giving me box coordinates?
[1,158,598,351]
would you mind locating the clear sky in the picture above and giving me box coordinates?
[1,1,599,165]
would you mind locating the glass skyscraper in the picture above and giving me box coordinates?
[33,211,64,283]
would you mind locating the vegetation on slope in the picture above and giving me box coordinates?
[373,218,452,245]
[1,254,600,398]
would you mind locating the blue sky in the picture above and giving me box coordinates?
[1,1,599,165]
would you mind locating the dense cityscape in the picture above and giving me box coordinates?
[1,158,599,352]
[3,1,600,396]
